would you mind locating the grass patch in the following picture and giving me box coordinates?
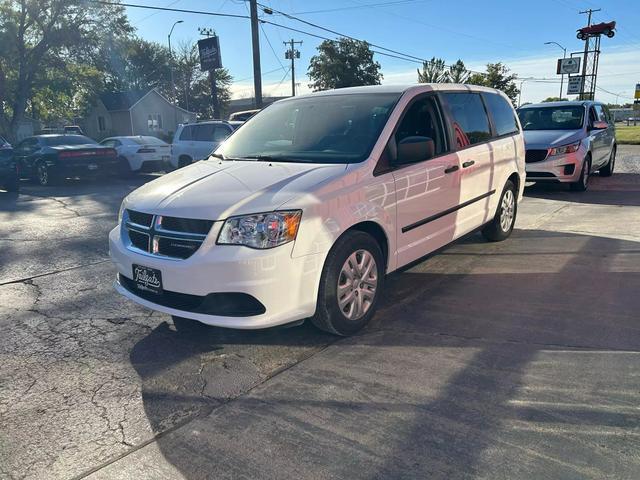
[616,125,640,145]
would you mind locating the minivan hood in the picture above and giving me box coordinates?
[523,129,584,149]
[125,160,347,220]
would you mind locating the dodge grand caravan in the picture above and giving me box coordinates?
[110,84,525,335]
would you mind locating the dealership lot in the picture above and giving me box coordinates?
[1,146,640,479]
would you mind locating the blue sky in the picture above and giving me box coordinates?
[127,0,640,104]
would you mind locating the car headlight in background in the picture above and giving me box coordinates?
[218,210,302,249]
[548,142,581,156]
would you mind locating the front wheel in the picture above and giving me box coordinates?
[570,156,591,191]
[311,231,384,336]
[600,147,615,177]
[482,180,517,242]
[36,162,57,186]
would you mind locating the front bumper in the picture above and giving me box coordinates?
[109,225,325,329]
[525,147,586,183]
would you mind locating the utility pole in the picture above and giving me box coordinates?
[579,8,601,100]
[249,0,263,108]
[284,39,302,97]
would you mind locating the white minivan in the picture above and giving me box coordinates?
[110,84,525,335]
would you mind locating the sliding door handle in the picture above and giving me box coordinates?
[444,165,459,174]
[462,160,475,168]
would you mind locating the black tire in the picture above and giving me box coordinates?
[4,173,19,193]
[117,156,133,178]
[481,180,517,242]
[600,146,615,177]
[36,161,58,186]
[570,156,591,191]
[311,231,384,336]
[178,156,192,168]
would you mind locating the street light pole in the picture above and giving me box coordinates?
[168,20,183,135]
[545,41,567,99]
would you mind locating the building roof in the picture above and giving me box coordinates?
[99,90,148,111]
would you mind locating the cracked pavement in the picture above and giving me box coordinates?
[1,147,640,479]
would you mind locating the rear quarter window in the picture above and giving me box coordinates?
[442,92,492,148]
[484,93,519,137]
[179,126,194,141]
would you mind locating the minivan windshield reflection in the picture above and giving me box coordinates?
[518,106,585,131]
[216,93,400,164]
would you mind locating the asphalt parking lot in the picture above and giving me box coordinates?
[1,146,640,480]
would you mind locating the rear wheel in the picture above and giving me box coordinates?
[482,180,517,242]
[311,231,384,336]
[599,146,615,177]
[4,173,19,192]
[570,156,591,191]
[178,156,192,168]
[36,162,58,186]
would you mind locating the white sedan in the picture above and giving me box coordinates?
[100,136,171,175]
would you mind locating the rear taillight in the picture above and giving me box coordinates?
[137,148,156,153]
[59,151,91,158]
[105,148,117,157]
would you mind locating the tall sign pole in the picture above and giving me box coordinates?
[578,8,601,100]
[284,39,302,97]
[249,0,263,108]
[198,28,222,119]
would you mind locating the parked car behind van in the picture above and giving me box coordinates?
[170,120,242,169]
[14,134,118,186]
[110,84,525,335]
[517,100,616,191]
[101,136,171,175]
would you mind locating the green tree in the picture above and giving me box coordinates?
[542,96,568,102]
[468,62,520,104]
[308,37,382,91]
[417,57,448,83]
[0,0,131,139]
[447,59,469,83]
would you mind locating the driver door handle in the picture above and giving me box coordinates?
[463,160,475,168]
[444,165,459,174]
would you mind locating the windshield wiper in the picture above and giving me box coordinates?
[239,155,309,163]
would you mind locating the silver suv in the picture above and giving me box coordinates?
[170,120,242,169]
[517,101,616,191]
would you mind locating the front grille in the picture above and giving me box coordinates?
[525,149,549,163]
[124,210,213,259]
[118,274,266,316]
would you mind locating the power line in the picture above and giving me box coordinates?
[291,0,427,15]
[96,1,250,19]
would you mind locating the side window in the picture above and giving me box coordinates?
[213,125,232,142]
[442,92,492,148]
[194,124,215,142]
[395,96,447,159]
[101,140,114,147]
[484,93,519,137]
[589,107,598,127]
[594,105,607,123]
[179,125,193,141]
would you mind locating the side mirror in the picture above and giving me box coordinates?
[396,136,435,165]
[591,120,608,130]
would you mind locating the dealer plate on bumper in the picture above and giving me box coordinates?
[132,264,163,295]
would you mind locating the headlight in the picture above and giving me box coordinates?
[217,210,302,249]
[118,201,126,224]
[549,142,580,156]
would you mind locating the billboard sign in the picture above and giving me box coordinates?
[557,57,581,75]
[567,76,584,95]
[198,36,222,72]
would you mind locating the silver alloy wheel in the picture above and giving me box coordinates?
[337,249,378,321]
[499,189,515,232]
[38,164,48,185]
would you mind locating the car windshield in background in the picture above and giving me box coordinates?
[131,136,166,145]
[518,106,585,131]
[217,93,401,164]
[43,135,97,146]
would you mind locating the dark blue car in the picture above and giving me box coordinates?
[0,136,19,193]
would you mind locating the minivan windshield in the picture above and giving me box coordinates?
[216,93,400,164]
[517,105,585,131]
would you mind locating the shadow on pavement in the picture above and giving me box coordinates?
[128,228,640,479]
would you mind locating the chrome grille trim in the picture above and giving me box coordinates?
[122,210,213,259]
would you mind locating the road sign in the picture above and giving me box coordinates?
[635,83,640,99]
[198,36,222,72]
[557,58,581,75]
[567,76,584,95]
